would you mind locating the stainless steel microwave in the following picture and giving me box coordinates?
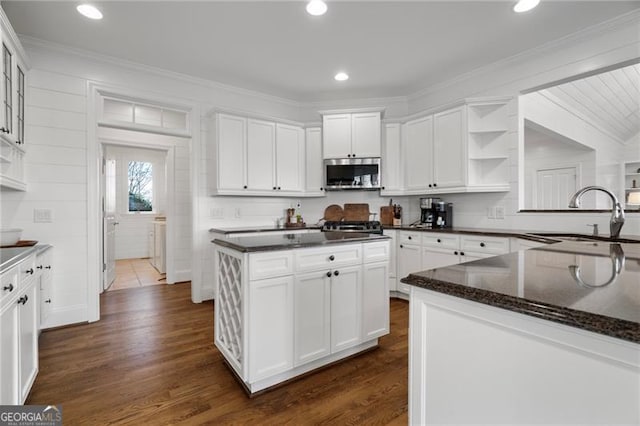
[324,157,381,190]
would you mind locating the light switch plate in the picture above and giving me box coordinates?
[495,206,505,219]
[211,208,224,218]
[34,208,53,223]
[487,207,495,219]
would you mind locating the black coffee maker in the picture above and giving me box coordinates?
[420,198,440,228]
[433,201,453,228]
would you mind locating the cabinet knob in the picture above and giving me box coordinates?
[347,154,351,158]
[352,153,356,157]
[277,187,281,190]
[381,186,385,190]
[399,244,404,248]
[329,255,335,261]
[433,183,437,187]
[320,187,324,191]
[243,185,248,189]
[408,236,412,240]
[273,186,276,190]
[37,265,43,270]
[454,251,458,255]
[17,296,25,305]
[460,252,465,256]
[480,242,485,247]
[16,140,21,145]
[437,239,441,243]
[334,270,339,276]
[45,299,52,303]
[428,184,432,188]
[326,271,332,277]
[3,284,13,292]
[25,268,34,275]
[45,266,51,270]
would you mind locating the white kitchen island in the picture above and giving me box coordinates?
[212,231,390,395]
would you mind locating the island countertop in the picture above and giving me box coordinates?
[401,241,640,343]
[213,231,389,253]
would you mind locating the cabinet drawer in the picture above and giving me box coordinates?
[19,255,37,285]
[422,233,459,250]
[295,244,362,273]
[461,235,509,255]
[363,241,390,263]
[399,231,422,245]
[249,251,294,280]
[0,265,19,309]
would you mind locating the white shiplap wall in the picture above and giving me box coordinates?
[1,69,89,326]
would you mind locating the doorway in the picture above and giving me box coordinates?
[99,129,177,293]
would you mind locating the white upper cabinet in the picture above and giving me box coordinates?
[322,110,382,159]
[275,123,304,192]
[304,127,325,196]
[403,115,433,192]
[381,122,403,194]
[216,113,247,192]
[433,106,466,189]
[0,9,29,191]
[247,119,276,191]
[212,112,311,196]
[390,97,511,195]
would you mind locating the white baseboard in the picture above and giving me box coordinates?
[171,269,191,284]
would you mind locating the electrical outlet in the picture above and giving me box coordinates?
[34,209,53,223]
[234,208,241,218]
[487,207,495,219]
[211,208,223,218]
[495,206,505,219]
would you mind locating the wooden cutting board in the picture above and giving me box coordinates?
[323,204,344,221]
[343,204,370,222]
[379,206,394,226]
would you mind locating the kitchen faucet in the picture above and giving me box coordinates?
[568,186,625,239]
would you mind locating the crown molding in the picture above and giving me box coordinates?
[19,35,307,109]
[0,7,30,68]
[407,9,640,102]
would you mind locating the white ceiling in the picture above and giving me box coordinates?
[541,63,640,143]
[3,1,640,102]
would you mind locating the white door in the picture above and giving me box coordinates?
[330,265,362,353]
[397,243,422,294]
[433,106,466,188]
[217,114,247,191]
[382,123,402,193]
[0,300,19,404]
[294,271,331,366]
[275,124,304,191]
[322,114,351,159]
[103,158,117,291]
[305,127,324,194]
[351,112,381,157]
[404,116,433,191]
[247,119,276,191]
[362,261,389,340]
[19,283,38,404]
[535,167,577,209]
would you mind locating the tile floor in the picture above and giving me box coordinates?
[107,258,166,291]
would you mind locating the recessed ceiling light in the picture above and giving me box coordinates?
[334,72,349,82]
[513,0,540,13]
[306,0,327,16]
[77,4,103,20]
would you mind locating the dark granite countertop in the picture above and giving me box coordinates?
[213,231,389,253]
[383,225,640,244]
[210,225,321,234]
[402,241,640,343]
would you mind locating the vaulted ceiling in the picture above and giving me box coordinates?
[540,63,640,143]
[4,1,640,102]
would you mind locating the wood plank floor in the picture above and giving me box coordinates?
[28,282,409,424]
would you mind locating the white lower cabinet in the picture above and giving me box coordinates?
[330,265,362,353]
[248,275,294,382]
[294,271,331,366]
[397,242,421,294]
[0,253,39,405]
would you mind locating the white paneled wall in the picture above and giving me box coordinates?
[1,69,89,326]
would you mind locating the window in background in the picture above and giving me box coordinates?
[128,161,153,212]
